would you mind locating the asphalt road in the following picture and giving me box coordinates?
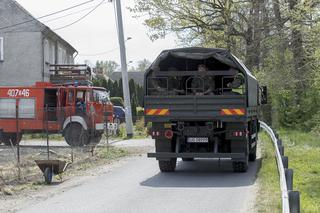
[18,139,259,213]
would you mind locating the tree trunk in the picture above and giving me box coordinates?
[289,0,306,91]
[245,0,263,71]
[272,0,286,64]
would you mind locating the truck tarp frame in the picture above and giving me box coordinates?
[145,47,259,107]
[147,47,253,77]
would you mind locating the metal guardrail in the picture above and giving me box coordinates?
[259,121,300,213]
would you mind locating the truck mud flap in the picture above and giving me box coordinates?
[148,152,245,161]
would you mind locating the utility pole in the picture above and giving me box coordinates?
[114,0,133,137]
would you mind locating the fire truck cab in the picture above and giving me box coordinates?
[0,65,113,146]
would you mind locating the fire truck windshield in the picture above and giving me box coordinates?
[93,89,110,103]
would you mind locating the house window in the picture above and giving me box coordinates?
[0,37,3,61]
[44,39,50,64]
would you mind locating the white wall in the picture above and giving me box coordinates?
[0,32,43,86]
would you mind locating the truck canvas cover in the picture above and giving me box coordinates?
[147,47,255,78]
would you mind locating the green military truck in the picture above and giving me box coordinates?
[144,47,267,172]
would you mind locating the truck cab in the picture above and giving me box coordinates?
[58,85,113,146]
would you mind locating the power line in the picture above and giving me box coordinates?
[79,47,119,56]
[43,3,106,24]
[53,0,106,31]
[0,0,96,31]
[78,37,132,57]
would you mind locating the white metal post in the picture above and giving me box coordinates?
[114,0,133,137]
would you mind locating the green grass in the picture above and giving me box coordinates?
[111,118,148,140]
[257,130,320,212]
[23,133,64,141]
[279,130,320,212]
[97,146,128,160]
[67,146,129,172]
[256,132,281,212]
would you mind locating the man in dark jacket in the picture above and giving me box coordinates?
[190,64,215,95]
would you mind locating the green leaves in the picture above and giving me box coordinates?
[132,0,320,131]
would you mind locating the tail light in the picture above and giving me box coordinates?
[233,131,243,137]
[164,130,173,139]
[232,130,249,137]
[151,131,161,137]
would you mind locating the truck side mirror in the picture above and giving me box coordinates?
[261,86,268,104]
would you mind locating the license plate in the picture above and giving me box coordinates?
[187,137,209,143]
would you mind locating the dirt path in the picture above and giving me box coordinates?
[0,138,154,213]
[0,155,143,213]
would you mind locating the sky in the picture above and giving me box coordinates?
[16,0,179,67]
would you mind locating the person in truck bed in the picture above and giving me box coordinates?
[189,64,216,95]
[223,73,245,95]
[149,65,244,96]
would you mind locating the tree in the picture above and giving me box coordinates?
[132,0,264,70]
[96,60,119,77]
[133,0,320,131]
[136,59,151,72]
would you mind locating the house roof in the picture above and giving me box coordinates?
[42,27,77,53]
[110,71,145,86]
[6,0,77,53]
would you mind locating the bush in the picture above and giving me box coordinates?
[136,107,144,117]
[134,117,148,138]
[110,97,124,107]
[118,123,126,139]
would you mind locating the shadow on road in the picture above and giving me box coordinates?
[141,158,261,188]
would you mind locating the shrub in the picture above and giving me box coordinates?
[110,97,124,107]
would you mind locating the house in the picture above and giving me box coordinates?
[0,0,77,86]
[110,71,145,86]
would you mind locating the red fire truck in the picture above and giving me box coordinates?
[0,65,113,146]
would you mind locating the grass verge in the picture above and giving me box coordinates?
[0,146,129,195]
[256,132,281,212]
[256,130,320,212]
[279,130,320,212]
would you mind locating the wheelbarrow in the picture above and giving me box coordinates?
[35,160,70,184]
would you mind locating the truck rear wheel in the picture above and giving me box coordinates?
[233,153,249,173]
[158,159,177,172]
[249,146,257,162]
[232,161,248,172]
[64,123,89,147]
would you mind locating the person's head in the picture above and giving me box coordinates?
[198,64,208,73]
[230,74,245,88]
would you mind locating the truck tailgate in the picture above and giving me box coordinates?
[144,95,247,122]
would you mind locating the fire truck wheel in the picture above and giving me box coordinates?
[2,133,22,146]
[64,123,89,147]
